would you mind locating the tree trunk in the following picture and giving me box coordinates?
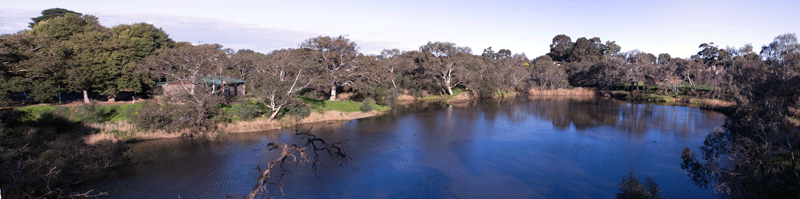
[83,90,90,104]
[330,86,337,101]
[446,86,453,96]
[267,105,282,121]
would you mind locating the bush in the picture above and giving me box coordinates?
[380,87,400,105]
[129,101,175,132]
[360,98,374,112]
[616,171,663,199]
[73,102,104,123]
[231,100,264,121]
[1,108,129,198]
[279,103,311,122]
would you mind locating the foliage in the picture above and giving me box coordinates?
[0,108,129,198]
[615,171,664,199]
[360,98,374,112]
[29,8,82,28]
[230,100,265,121]
[680,33,800,198]
[129,100,175,132]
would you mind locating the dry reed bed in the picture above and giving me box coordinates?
[527,87,597,96]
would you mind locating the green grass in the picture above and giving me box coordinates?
[14,104,141,124]
[99,104,141,122]
[420,88,464,101]
[300,96,389,113]
[14,105,71,123]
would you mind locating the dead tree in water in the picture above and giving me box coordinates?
[226,128,350,199]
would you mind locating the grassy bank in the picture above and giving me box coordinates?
[9,98,391,142]
[418,88,472,102]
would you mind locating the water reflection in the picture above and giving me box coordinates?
[84,97,725,198]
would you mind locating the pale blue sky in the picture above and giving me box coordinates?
[2,0,798,58]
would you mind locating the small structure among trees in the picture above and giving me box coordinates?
[158,76,245,97]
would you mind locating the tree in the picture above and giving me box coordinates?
[378,49,413,89]
[656,53,671,65]
[531,55,567,89]
[604,41,622,57]
[300,35,361,101]
[570,37,604,63]
[107,23,175,99]
[248,48,312,120]
[65,25,115,103]
[417,41,471,95]
[680,34,800,198]
[29,8,81,28]
[761,33,800,80]
[623,50,655,91]
[31,13,101,42]
[615,171,664,199]
[548,34,573,62]
[30,13,114,103]
[227,130,350,199]
[140,44,230,135]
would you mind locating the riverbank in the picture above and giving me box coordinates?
[10,86,736,145]
[527,87,737,114]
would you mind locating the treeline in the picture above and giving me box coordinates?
[2,8,799,198]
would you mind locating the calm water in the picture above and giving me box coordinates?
[84,97,725,198]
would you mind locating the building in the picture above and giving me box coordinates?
[157,76,245,97]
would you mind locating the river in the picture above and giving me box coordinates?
[84,97,725,198]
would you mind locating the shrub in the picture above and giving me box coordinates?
[129,101,175,132]
[232,100,263,121]
[73,101,104,123]
[279,103,311,122]
[1,108,129,198]
[360,98,374,112]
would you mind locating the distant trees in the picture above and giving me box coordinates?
[2,11,174,104]
[29,8,81,28]
[530,55,568,89]
[417,41,472,96]
[300,36,360,101]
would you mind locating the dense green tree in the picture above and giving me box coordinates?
[107,23,175,98]
[570,37,604,63]
[29,8,82,28]
[31,13,101,42]
[548,34,573,62]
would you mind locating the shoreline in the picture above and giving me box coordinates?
[47,87,735,144]
[86,110,388,144]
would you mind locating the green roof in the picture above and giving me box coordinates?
[157,76,244,86]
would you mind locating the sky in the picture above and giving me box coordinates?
[2,0,798,58]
